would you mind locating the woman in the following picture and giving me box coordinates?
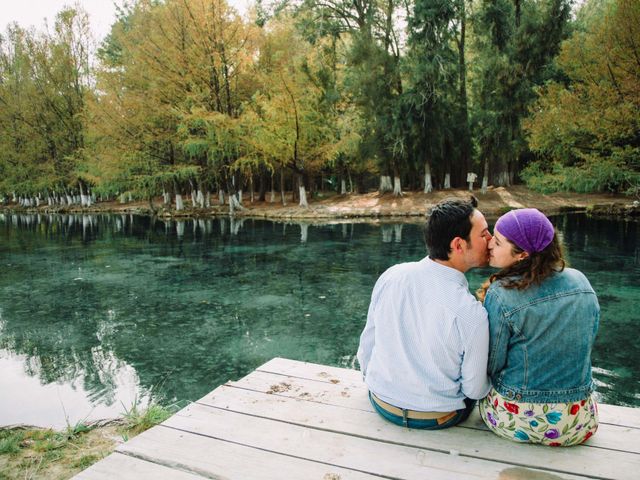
[478,208,599,446]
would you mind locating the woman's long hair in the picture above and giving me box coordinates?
[477,233,567,302]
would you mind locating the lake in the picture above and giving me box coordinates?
[0,212,638,428]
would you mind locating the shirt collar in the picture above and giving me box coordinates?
[422,256,469,288]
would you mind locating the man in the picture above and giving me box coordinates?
[357,196,492,429]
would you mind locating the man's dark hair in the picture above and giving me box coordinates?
[425,196,478,261]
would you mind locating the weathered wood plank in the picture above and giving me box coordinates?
[229,370,640,454]
[169,401,590,480]
[73,452,206,480]
[257,358,640,429]
[197,384,640,479]
[116,424,381,480]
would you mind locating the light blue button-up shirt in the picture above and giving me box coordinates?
[357,257,491,412]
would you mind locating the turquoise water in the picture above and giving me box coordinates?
[0,213,638,427]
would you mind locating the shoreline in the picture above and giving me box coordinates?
[1,186,638,221]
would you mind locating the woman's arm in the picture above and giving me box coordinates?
[484,289,509,378]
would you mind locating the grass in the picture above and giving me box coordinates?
[0,402,177,480]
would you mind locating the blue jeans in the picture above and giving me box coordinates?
[369,392,476,430]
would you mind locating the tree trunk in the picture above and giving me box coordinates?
[219,189,225,205]
[481,158,489,194]
[280,167,286,206]
[341,179,347,195]
[205,191,211,208]
[379,175,393,193]
[424,160,433,193]
[444,173,451,189]
[175,194,184,211]
[298,173,308,208]
[196,190,205,208]
[393,176,402,197]
[270,173,275,203]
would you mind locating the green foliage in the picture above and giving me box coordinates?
[121,401,174,436]
[0,431,23,455]
[522,155,640,195]
[0,0,637,199]
[524,0,640,195]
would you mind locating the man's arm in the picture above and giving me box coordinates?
[459,304,491,399]
[357,274,390,377]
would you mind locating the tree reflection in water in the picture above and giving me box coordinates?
[0,212,638,428]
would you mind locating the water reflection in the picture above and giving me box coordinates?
[0,212,638,428]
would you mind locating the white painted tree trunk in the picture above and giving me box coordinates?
[196,190,204,208]
[191,190,197,207]
[393,176,402,196]
[80,183,88,206]
[163,191,171,206]
[66,195,74,205]
[270,190,275,203]
[444,173,451,189]
[481,159,489,194]
[175,194,184,211]
[299,185,308,207]
[238,190,243,204]
[229,193,244,215]
[379,175,393,193]
[300,223,309,243]
[424,161,433,193]
[128,192,132,202]
[219,189,225,205]
[120,194,126,204]
[205,191,211,208]
[341,179,347,195]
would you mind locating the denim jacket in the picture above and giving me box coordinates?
[484,268,599,403]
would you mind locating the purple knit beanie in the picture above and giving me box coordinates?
[494,208,555,253]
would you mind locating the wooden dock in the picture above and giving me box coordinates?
[75,357,640,479]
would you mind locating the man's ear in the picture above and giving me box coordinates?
[450,237,464,254]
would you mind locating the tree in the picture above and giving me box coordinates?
[471,0,571,191]
[522,0,640,195]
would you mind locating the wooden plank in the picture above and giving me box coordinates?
[257,357,363,384]
[257,358,640,429]
[169,401,590,480]
[116,422,382,480]
[73,452,206,479]
[229,370,640,454]
[197,384,640,479]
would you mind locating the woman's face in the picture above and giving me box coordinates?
[488,229,528,268]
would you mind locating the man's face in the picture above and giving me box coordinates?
[462,210,492,269]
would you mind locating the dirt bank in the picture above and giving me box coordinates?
[2,186,637,221]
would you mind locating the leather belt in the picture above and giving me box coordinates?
[370,392,457,422]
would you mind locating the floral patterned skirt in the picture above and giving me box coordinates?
[479,388,598,446]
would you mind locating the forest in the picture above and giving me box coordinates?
[0,0,638,210]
